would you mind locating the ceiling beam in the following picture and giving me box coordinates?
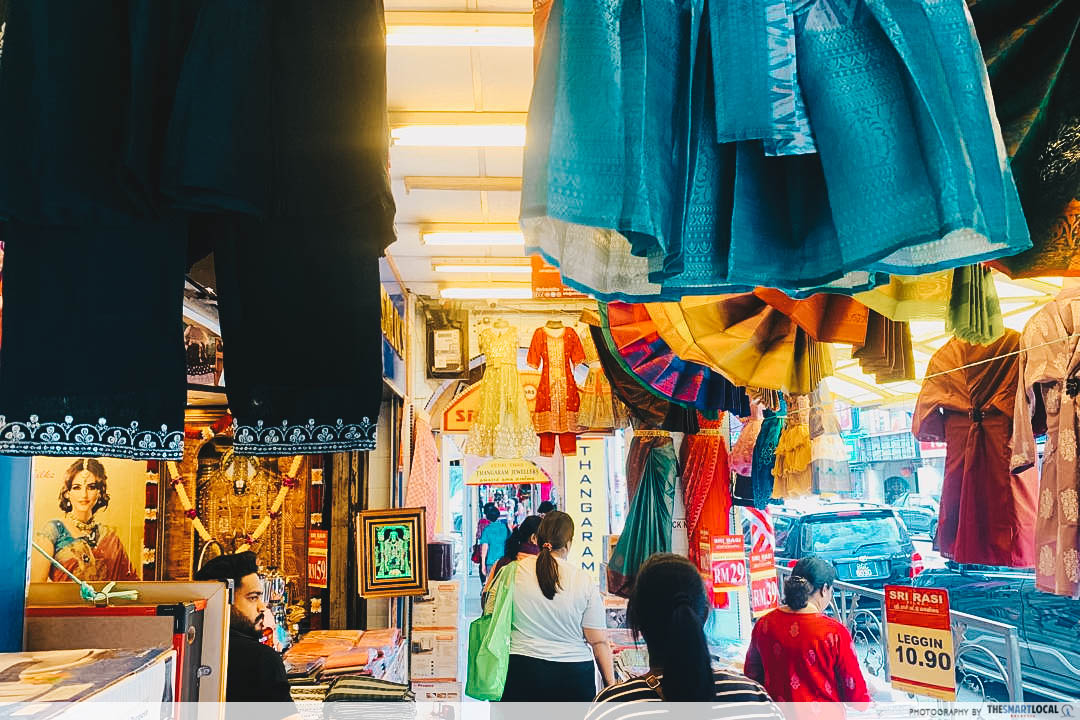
[389,111,527,126]
[404,176,522,192]
[385,11,532,27]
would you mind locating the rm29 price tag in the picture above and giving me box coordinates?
[885,586,956,701]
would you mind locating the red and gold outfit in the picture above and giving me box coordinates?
[527,325,585,456]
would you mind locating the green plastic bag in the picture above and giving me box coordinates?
[465,561,516,701]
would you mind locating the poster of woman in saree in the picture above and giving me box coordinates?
[30,458,141,583]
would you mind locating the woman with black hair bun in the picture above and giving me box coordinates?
[744,556,871,704]
[589,554,782,716]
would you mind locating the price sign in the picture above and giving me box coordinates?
[711,535,747,595]
[308,529,328,589]
[885,586,956,701]
[748,547,779,618]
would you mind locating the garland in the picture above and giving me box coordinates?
[165,455,303,553]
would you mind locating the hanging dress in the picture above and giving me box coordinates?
[914,330,1037,568]
[608,427,678,598]
[731,405,765,477]
[465,326,537,459]
[522,0,1031,300]
[681,413,735,608]
[576,328,628,432]
[772,395,813,499]
[1012,288,1080,596]
[405,415,441,541]
[735,402,786,509]
[527,325,585,456]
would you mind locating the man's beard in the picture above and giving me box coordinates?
[231,607,262,637]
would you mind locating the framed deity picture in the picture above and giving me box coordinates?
[356,508,428,598]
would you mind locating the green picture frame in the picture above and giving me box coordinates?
[356,508,428,598]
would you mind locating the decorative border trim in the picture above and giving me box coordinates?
[233,418,377,455]
[0,415,184,460]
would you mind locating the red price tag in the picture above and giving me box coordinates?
[710,535,747,595]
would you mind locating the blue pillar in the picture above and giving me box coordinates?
[0,456,32,652]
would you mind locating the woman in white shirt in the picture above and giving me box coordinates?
[500,511,615,701]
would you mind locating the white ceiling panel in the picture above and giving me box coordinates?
[393,183,486,224]
[480,191,524,222]
[482,147,525,176]
[390,146,483,178]
[473,47,534,110]
[387,47,477,110]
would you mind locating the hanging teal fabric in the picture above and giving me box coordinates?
[946,265,1005,345]
[749,401,786,509]
[606,432,677,597]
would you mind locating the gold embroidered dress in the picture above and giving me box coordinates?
[464,326,537,459]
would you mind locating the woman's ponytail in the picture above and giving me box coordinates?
[658,593,713,701]
[628,554,715,702]
[535,511,574,600]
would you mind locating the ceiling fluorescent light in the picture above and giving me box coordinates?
[391,124,525,148]
[440,286,533,300]
[434,263,531,274]
[422,231,524,246]
[386,25,533,47]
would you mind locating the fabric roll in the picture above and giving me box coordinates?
[946,265,1005,345]
[607,432,678,597]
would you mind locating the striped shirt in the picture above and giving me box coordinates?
[585,671,784,720]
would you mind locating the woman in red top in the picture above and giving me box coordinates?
[745,556,871,705]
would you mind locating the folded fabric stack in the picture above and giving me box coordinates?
[284,629,405,684]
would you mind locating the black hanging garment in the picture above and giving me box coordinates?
[0,0,395,459]
[0,1,194,459]
[164,0,394,455]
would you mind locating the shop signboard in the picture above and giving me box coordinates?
[563,437,608,582]
[308,529,328,589]
[531,256,587,299]
[749,546,779,618]
[466,458,548,486]
[710,535,747,596]
[443,372,541,433]
[884,585,956,701]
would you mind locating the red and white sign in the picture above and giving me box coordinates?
[308,529,328,590]
[885,586,956,701]
[749,547,780,618]
[710,535,746,595]
[531,256,587,299]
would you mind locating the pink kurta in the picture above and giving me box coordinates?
[913,331,1037,568]
[1012,288,1080,597]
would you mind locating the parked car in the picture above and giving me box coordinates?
[746,501,924,589]
[913,563,1080,701]
[890,492,939,541]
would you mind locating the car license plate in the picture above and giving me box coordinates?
[855,563,873,578]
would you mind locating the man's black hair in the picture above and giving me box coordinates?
[538,501,556,514]
[194,551,259,586]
